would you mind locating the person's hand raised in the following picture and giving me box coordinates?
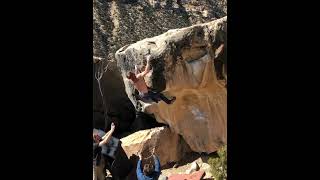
[110,122,115,131]
[146,54,152,62]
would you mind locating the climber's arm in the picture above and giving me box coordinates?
[135,65,139,75]
[215,43,225,58]
[136,159,144,179]
[99,123,115,146]
[136,56,151,78]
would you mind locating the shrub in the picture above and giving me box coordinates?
[208,145,227,180]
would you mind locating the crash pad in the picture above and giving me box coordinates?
[168,170,205,180]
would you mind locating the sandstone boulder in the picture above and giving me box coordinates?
[120,127,191,165]
[116,17,227,153]
[186,162,200,174]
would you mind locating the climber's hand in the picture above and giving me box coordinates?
[110,122,115,131]
[146,54,152,62]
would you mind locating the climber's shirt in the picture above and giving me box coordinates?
[93,128,120,159]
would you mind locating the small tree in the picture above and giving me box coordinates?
[208,145,227,180]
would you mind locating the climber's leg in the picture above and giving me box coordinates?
[138,92,153,103]
[148,91,160,103]
[157,93,176,104]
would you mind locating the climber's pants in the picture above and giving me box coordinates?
[139,91,172,104]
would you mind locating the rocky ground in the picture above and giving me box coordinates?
[106,152,215,179]
[117,126,223,179]
[161,152,215,179]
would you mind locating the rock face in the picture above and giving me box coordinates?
[121,127,191,165]
[93,0,227,133]
[116,17,227,153]
[186,162,200,174]
[94,0,227,63]
[93,63,136,135]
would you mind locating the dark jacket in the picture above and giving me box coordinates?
[93,142,102,166]
[136,155,161,180]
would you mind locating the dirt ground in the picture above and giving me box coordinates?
[107,152,218,180]
[106,152,216,180]
[161,152,214,180]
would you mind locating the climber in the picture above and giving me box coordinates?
[93,123,116,180]
[126,55,176,104]
[136,154,161,180]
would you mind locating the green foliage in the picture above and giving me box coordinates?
[208,145,227,180]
